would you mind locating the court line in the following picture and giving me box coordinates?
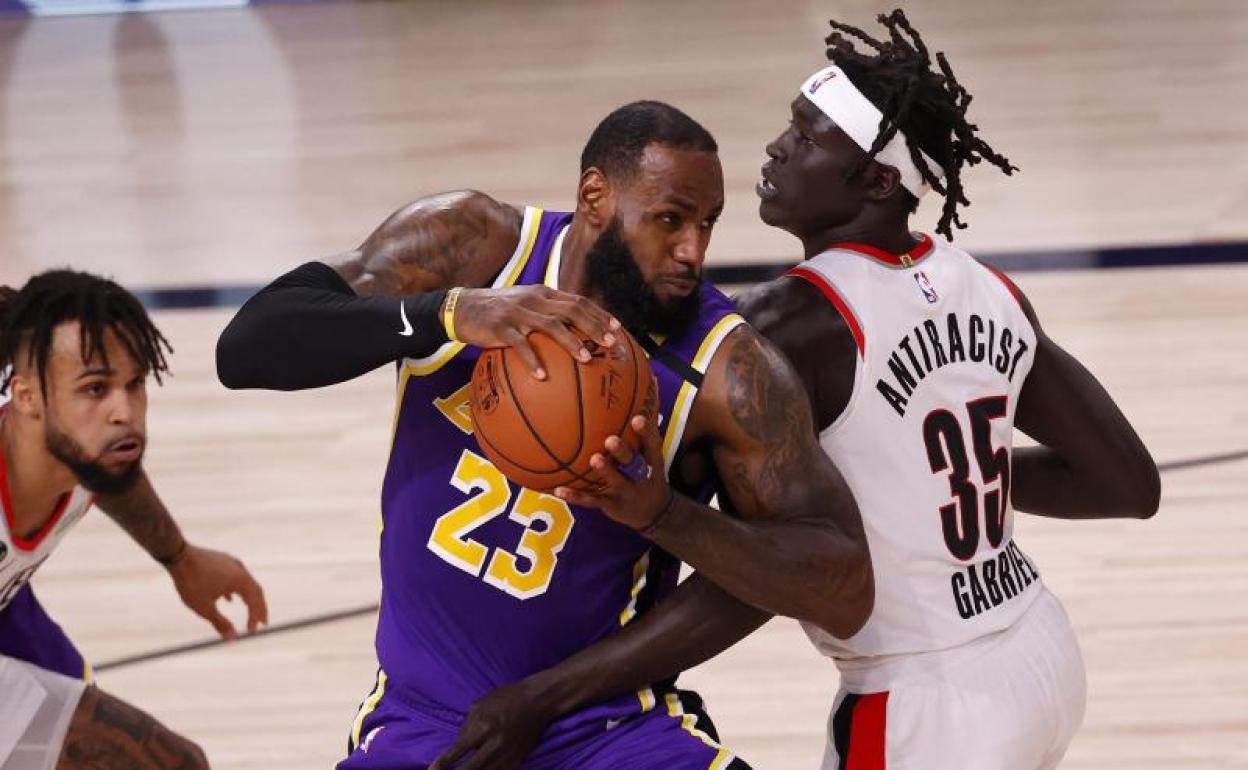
[92,446,1248,673]
[93,603,379,673]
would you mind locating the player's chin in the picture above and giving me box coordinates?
[757,195,788,227]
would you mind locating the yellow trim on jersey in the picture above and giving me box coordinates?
[618,550,651,627]
[663,692,735,767]
[659,314,745,470]
[350,669,388,748]
[83,659,93,685]
[637,685,658,713]
[617,550,659,712]
[542,225,569,288]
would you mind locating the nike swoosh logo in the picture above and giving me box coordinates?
[605,718,624,730]
[398,301,414,336]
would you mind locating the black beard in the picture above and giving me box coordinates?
[45,423,143,495]
[584,219,700,339]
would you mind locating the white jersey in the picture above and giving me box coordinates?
[791,234,1044,674]
[0,405,94,612]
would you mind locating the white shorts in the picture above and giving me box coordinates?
[0,655,87,770]
[821,588,1086,770]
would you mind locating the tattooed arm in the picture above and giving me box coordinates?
[216,191,618,389]
[561,326,872,634]
[96,473,268,640]
[60,687,209,770]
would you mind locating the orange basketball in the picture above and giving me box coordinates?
[469,329,658,493]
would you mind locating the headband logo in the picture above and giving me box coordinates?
[809,71,837,94]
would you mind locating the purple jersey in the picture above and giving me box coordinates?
[363,207,744,739]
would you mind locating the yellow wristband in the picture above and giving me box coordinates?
[441,287,463,342]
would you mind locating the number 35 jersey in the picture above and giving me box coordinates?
[374,207,743,720]
[789,236,1044,667]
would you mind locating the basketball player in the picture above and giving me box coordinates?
[216,101,873,769]
[1,270,269,770]
[435,10,1163,770]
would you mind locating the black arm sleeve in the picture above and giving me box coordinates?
[216,261,449,391]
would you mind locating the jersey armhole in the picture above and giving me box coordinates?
[983,263,1024,307]
[783,268,865,435]
[785,267,865,357]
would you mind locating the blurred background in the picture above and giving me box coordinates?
[2,1,1246,768]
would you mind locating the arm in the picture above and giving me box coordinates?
[561,326,873,638]
[216,191,618,390]
[95,472,268,639]
[432,575,769,770]
[1008,281,1161,519]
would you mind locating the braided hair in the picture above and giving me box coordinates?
[826,9,1017,239]
[0,270,171,397]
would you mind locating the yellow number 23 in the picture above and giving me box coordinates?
[426,449,575,600]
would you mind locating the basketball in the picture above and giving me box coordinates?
[469,329,658,493]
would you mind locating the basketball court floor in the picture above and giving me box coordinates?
[2,1,1246,767]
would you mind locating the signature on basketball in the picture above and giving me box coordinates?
[478,357,502,413]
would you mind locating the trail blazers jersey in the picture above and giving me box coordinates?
[0,406,95,612]
[789,235,1044,671]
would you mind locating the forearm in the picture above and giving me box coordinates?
[648,494,871,636]
[1012,445,1157,519]
[95,472,187,565]
[216,261,448,390]
[1013,337,1161,520]
[526,574,770,717]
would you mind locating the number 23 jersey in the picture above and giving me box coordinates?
[373,207,743,719]
[789,235,1044,666]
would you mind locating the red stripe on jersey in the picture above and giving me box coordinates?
[985,264,1024,307]
[0,408,74,552]
[846,691,889,770]
[786,267,865,357]
[834,234,934,267]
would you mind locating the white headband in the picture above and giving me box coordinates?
[800,65,942,198]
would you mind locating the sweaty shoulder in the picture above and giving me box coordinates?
[735,276,858,431]
[333,190,524,297]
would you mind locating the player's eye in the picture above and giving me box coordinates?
[657,212,681,228]
[81,381,107,398]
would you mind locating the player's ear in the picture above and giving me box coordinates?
[577,167,615,229]
[864,161,904,203]
[8,371,43,419]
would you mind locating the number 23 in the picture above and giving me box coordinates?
[426,449,575,600]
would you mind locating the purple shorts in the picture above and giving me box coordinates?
[339,684,748,770]
[0,584,88,681]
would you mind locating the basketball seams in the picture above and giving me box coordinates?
[496,344,601,488]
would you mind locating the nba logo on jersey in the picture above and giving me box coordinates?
[914,271,939,303]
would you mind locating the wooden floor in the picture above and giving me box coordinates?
[6,1,1248,768]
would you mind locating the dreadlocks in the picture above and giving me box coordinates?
[825,9,1017,239]
[0,269,172,397]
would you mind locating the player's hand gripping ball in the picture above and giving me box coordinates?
[469,328,658,493]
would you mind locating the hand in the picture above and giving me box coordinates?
[430,680,554,770]
[167,544,269,640]
[556,415,671,532]
[452,286,620,379]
